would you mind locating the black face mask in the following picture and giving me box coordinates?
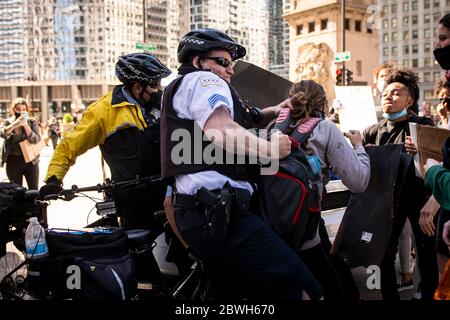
[434,45,450,70]
[148,91,163,110]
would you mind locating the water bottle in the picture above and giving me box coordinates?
[435,259,450,300]
[25,217,48,259]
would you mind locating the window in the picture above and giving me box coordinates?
[403,45,410,54]
[392,18,397,28]
[412,44,418,53]
[434,13,441,23]
[424,14,431,24]
[435,71,443,81]
[403,31,409,40]
[412,0,418,10]
[355,20,361,32]
[296,24,303,35]
[424,72,432,82]
[383,47,389,56]
[392,46,398,56]
[412,29,418,39]
[424,43,431,53]
[308,21,315,33]
[403,59,410,67]
[383,33,389,43]
[412,59,418,67]
[424,28,431,39]
[391,4,397,13]
[403,2,409,12]
[345,18,350,30]
[433,0,440,7]
[424,58,431,66]
[383,5,388,14]
[392,32,398,41]
[320,19,328,30]
[403,17,409,26]
[424,0,430,9]
[383,19,389,28]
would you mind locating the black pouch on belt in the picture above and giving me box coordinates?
[196,185,232,241]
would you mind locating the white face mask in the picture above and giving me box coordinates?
[377,79,385,93]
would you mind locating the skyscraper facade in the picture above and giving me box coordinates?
[189,0,269,68]
[378,0,450,106]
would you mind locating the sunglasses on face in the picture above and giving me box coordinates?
[204,56,234,68]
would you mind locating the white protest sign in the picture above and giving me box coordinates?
[335,86,378,134]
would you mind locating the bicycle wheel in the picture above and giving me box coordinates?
[0,241,28,300]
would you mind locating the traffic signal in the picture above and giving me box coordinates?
[345,69,353,85]
[336,67,344,86]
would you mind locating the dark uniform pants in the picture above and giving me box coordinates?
[174,207,324,300]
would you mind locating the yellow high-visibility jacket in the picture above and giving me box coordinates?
[45,86,161,183]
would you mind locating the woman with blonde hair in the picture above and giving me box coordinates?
[0,97,41,189]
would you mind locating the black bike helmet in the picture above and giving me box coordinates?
[115,53,171,85]
[177,28,246,63]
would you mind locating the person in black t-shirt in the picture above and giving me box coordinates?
[362,68,439,300]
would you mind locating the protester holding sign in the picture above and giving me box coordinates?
[0,97,41,189]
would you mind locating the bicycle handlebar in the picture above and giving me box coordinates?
[43,175,162,201]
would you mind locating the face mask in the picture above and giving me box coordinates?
[14,112,21,119]
[148,91,163,110]
[377,79,385,93]
[383,108,407,120]
[434,45,450,70]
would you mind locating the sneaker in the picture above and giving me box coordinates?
[398,279,414,292]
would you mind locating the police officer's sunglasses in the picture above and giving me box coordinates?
[203,56,235,68]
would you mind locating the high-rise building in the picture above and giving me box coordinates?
[378,0,449,106]
[284,0,378,100]
[145,0,189,71]
[267,0,290,79]
[189,0,269,68]
[0,0,144,122]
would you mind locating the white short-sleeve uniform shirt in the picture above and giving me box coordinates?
[171,71,253,195]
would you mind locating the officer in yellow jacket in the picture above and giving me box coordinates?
[40,53,171,230]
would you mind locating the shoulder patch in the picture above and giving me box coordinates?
[199,77,223,87]
[208,94,230,109]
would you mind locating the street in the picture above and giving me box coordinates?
[0,145,418,300]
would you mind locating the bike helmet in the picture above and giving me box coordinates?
[115,53,171,85]
[177,28,246,63]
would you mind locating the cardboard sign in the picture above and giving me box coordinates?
[231,61,293,108]
[335,86,378,133]
[414,124,450,176]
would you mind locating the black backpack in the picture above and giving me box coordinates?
[258,109,322,252]
[0,182,30,257]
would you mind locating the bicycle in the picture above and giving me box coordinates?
[0,177,211,300]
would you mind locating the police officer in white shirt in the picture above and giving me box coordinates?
[160,28,323,300]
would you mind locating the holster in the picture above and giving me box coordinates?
[196,185,232,242]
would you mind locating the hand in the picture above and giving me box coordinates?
[404,136,417,155]
[424,158,441,175]
[443,220,450,249]
[274,98,293,117]
[344,130,363,147]
[39,178,62,197]
[419,196,440,236]
[270,131,291,160]
[437,103,448,119]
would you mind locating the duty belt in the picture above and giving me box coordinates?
[173,187,253,213]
